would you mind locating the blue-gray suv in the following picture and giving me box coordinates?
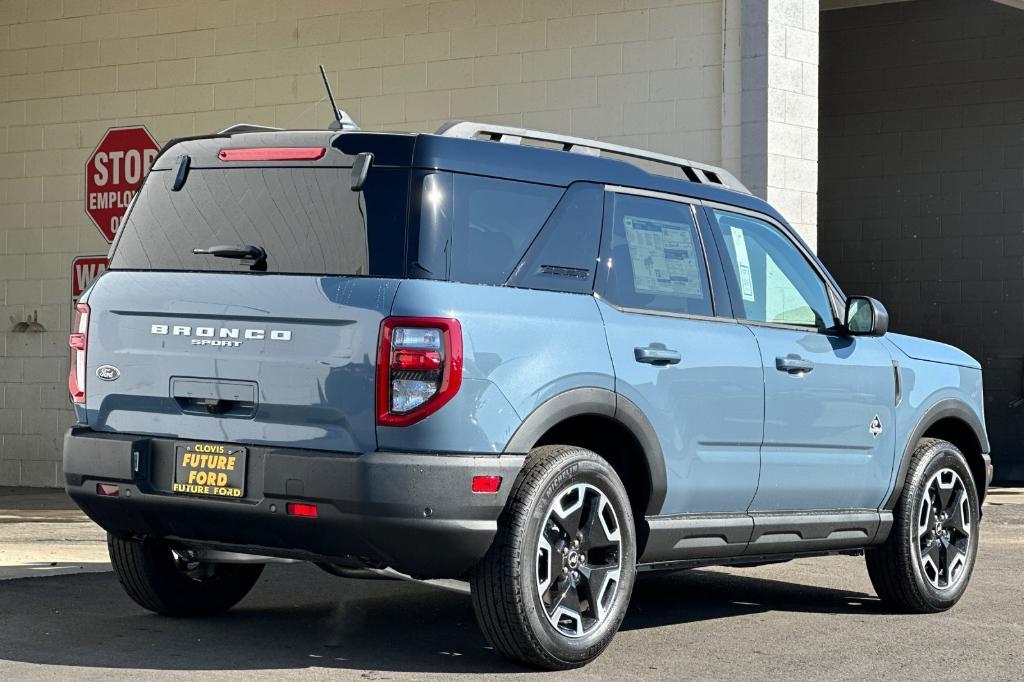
[64,120,992,670]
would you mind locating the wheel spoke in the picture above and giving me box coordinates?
[926,538,943,569]
[935,476,957,510]
[940,540,963,587]
[577,562,608,588]
[917,493,935,539]
[548,575,581,617]
[578,564,619,620]
[537,534,554,598]
[551,484,587,540]
[947,488,970,536]
[580,497,614,551]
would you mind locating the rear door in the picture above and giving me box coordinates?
[84,145,409,454]
[704,206,897,512]
[597,187,764,516]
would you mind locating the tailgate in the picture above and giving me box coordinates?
[82,271,397,453]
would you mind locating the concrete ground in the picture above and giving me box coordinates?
[0,487,1021,680]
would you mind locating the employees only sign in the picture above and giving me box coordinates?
[85,126,159,242]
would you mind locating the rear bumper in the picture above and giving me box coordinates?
[63,427,525,579]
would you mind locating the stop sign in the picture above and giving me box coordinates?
[85,126,160,242]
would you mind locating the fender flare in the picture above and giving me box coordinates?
[504,387,667,516]
[883,397,990,510]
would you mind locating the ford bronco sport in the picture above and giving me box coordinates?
[64,120,992,670]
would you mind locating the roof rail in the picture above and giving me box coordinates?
[217,123,285,135]
[435,120,749,194]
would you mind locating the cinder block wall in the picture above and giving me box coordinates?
[0,0,731,486]
[819,0,1024,482]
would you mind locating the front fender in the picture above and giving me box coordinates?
[883,396,989,509]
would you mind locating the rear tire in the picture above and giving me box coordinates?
[866,438,980,613]
[470,445,636,670]
[108,534,263,617]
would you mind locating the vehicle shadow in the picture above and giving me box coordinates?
[623,568,883,632]
[0,562,885,675]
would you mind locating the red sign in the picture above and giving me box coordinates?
[85,126,159,242]
[72,255,109,303]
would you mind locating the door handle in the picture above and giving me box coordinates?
[776,355,814,374]
[635,346,682,366]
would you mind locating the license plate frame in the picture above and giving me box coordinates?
[173,441,247,499]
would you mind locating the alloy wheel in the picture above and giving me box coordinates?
[915,467,972,590]
[536,483,622,638]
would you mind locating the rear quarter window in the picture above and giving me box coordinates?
[447,174,563,286]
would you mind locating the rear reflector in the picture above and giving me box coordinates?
[218,147,327,162]
[286,502,318,518]
[96,483,119,497]
[471,476,502,494]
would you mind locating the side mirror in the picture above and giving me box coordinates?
[845,296,888,337]
[350,152,373,191]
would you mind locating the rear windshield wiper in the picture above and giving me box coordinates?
[192,244,267,272]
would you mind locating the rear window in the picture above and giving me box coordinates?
[110,167,395,276]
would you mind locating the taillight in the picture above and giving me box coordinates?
[69,303,90,404]
[377,317,462,427]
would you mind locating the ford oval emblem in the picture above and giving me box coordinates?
[96,365,121,381]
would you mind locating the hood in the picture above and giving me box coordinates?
[885,333,981,370]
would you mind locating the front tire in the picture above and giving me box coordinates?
[108,534,264,617]
[866,438,980,612]
[471,445,636,670]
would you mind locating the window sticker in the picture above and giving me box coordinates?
[729,225,756,302]
[623,215,703,298]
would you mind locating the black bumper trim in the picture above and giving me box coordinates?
[63,428,525,579]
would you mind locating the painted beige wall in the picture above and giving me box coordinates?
[0,0,815,486]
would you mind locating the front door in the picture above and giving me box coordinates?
[597,188,764,516]
[705,207,896,512]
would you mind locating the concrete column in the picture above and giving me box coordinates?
[730,0,820,248]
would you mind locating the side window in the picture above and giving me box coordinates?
[449,174,562,286]
[600,192,713,317]
[507,182,604,293]
[709,209,834,330]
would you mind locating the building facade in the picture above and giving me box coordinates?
[819,0,1024,481]
[0,0,1019,486]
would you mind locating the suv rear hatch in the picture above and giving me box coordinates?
[77,132,411,453]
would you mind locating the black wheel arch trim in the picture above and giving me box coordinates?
[884,397,990,510]
[503,387,668,516]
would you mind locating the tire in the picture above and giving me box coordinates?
[866,438,980,613]
[107,533,264,617]
[470,445,637,670]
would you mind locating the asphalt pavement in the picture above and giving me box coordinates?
[0,487,1021,680]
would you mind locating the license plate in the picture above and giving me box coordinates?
[173,442,246,499]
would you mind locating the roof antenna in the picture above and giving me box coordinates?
[319,65,359,131]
